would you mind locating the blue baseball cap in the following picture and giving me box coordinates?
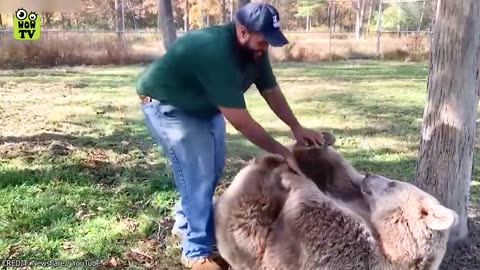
[235,2,289,47]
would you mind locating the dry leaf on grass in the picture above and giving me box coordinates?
[103,257,121,267]
[126,248,156,269]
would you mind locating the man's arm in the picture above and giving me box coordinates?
[260,84,325,146]
[218,106,290,157]
[254,54,324,146]
[260,85,301,130]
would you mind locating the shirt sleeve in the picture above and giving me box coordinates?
[195,49,247,109]
[254,52,278,92]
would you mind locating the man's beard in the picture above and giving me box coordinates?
[238,44,263,62]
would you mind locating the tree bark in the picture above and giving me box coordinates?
[221,0,227,23]
[115,0,124,38]
[184,0,189,32]
[413,0,480,246]
[367,0,374,35]
[158,0,177,49]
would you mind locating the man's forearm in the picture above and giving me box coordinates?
[235,120,289,156]
[261,86,301,130]
[219,106,289,156]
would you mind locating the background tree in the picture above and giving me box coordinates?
[413,0,480,245]
[295,0,324,31]
[158,0,177,49]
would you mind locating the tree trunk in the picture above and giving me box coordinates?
[184,0,189,32]
[221,0,226,23]
[158,0,177,49]
[115,0,124,38]
[306,8,310,31]
[332,3,337,32]
[375,1,383,56]
[354,0,365,39]
[230,0,235,21]
[367,0,374,35]
[413,0,480,246]
[417,0,427,31]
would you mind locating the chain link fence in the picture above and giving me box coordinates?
[0,0,434,68]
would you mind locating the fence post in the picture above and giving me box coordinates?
[376,0,383,58]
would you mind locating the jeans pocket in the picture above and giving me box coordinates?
[158,103,179,119]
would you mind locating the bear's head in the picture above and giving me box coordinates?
[360,174,458,269]
[288,132,365,204]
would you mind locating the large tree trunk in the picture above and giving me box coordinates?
[158,0,177,49]
[413,0,480,246]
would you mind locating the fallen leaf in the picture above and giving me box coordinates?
[103,257,120,267]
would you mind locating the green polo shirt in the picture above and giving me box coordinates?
[136,22,278,117]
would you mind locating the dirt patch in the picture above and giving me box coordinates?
[0,140,74,161]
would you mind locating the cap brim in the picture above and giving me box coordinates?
[263,30,289,47]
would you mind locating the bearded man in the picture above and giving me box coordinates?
[135,3,324,269]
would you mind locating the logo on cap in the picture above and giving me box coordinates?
[272,15,280,29]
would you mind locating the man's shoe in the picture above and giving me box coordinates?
[180,256,222,270]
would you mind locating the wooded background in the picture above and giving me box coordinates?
[0,0,434,34]
[0,0,436,68]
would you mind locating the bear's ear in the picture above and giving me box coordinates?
[422,204,458,231]
[321,131,336,146]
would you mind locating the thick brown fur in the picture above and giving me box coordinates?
[213,154,290,270]
[287,132,371,220]
[214,132,458,270]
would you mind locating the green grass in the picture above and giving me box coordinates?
[0,60,479,269]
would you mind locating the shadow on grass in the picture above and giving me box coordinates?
[294,92,424,136]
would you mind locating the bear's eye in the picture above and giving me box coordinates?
[385,181,396,192]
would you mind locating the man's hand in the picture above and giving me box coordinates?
[284,151,305,177]
[219,106,306,177]
[291,125,324,146]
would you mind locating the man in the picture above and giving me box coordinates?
[136,3,324,270]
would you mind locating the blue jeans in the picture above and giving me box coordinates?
[140,99,226,258]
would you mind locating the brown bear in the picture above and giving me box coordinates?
[285,132,370,220]
[213,153,290,270]
[267,170,458,270]
[214,144,458,270]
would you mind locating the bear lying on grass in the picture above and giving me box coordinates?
[213,136,458,270]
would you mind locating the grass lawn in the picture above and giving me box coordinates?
[0,60,479,269]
